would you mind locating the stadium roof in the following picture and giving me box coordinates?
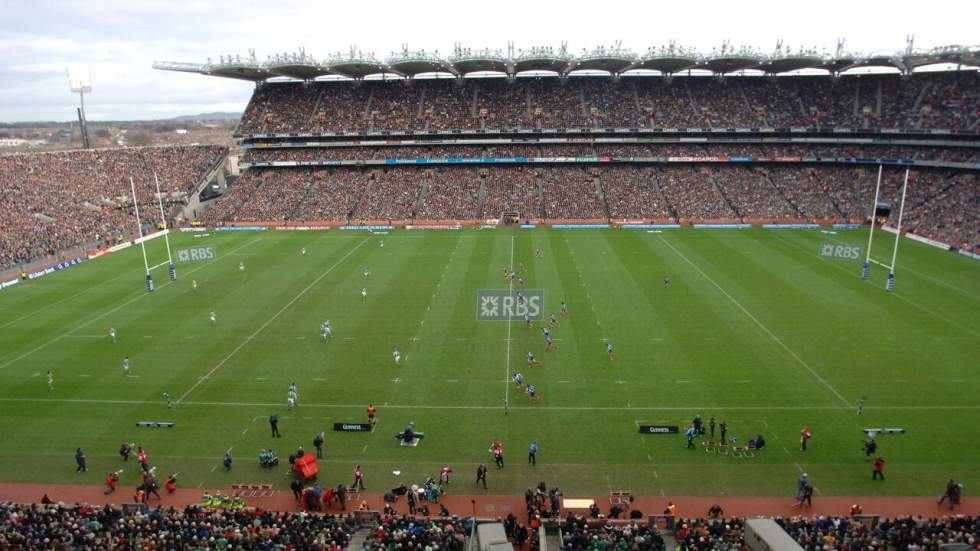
[153,43,980,82]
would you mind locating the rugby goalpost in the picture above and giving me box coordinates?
[861,165,910,293]
[129,174,178,292]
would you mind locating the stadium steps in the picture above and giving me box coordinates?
[595,175,611,219]
[525,82,532,121]
[363,86,375,125]
[765,174,804,218]
[308,87,326,127]
[417,83,427,120]
[476,174,487,217]
[545,527,562,551]
[683,80,698,113]
[536,177,546,218]
[912,81,931,129]
[345,526,373,550]
[413,177,431,218]
[708,169,742,218]
[649,167,678,220]
[471,83,479,118]
[659,531,679,549]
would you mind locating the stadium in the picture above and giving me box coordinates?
[0,25,978,550]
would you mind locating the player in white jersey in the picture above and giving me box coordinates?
[380,240,384,248]
[512,372,524,388]
[163,391,172,409]
[210,309,216,324]
[47,370,54,390]
[363,268,370,278]
[361,287,367,298]
[239,261,245,272]
[192,279,197,290]
[287,391,296,409]
[301,247,307,256]
[109,327,116,343]
[393,350,401,365]
[123,356,130,374]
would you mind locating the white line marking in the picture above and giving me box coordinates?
[255,377,268,381]
[0,238,262,370]
[79,374,92,378]
[5,396,973,411]
[176,238,368,403]
[504,234,514,410]
[660,237,851,407]
[0,262,145,330]
[313,378,326,382]
[775,233,980,339]
[675,380,690,384]
[558,380,570,383]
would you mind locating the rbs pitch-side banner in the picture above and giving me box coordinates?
[175,245,217,264]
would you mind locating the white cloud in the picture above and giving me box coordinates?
[0,0,976,121]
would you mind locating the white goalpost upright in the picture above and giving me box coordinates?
[130,176,154,292]
[862,164,910,292]
[153,172,177,281]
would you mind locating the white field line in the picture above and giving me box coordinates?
[176,238,368,403]
[772,233,979,340]
[659,237,852,407]
[2,396,976,411]
[0,237,262,370]
[505,234,514,410]
[1,246,204,331]
[401,235,461,365]
[0,267,134,330]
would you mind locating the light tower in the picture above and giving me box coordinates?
[66,68,93,149]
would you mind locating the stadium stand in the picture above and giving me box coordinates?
[0,145,227,270]
[0,501,354,549]
[362,514,467,551]
[235,73,980,135]
[776,515,980,550]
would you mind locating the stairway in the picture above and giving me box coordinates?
[536,176,546,218]
[413,177,431,219]
[648,168,677,220]
[767,174,804,218]
[345,527,373,550]
[476,173,488,218]
[709,170,741,218]
[595,175,611,219]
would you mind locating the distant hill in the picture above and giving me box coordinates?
[167,112,241,123]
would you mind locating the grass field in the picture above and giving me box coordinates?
[0,227,977,498]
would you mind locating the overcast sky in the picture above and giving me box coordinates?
[0,0,976,122]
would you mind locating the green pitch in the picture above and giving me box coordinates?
[0,227,977,497]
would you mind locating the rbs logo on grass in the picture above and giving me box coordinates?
[818,242,862,261]
[175,246,217,264]
[477,290,544,321]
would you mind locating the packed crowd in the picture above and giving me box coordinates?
[236,72,980,135]
[0,501,354,549]
[776,515,980,550]
[600,166,674,220]
[540,167,606,219]
[673,517,746,551]
[240,143,980,165]
[561,518,666,551]
[0,145,227,269]
[714,166,800,220]
[362,515,467,551]
[203,164,978,249]
[654,166,736,220]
